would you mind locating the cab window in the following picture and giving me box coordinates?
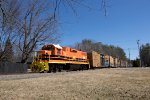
[57,49,61,55]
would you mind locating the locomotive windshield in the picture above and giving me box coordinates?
[42,45,54,51]
[33,51,50,61]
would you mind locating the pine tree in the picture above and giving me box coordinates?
[140,43,150,67]
[0,44,3,61]
[3,38,14,62]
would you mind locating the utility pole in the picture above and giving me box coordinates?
[137,40,141,67]
[128,48,130,67]
[109,55,110,68]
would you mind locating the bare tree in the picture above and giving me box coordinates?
[101,0,108,16]
[0,0,21,61]
[74,39,93,52]
[16,0,60,63]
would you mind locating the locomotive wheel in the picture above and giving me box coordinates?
[48,64,52,73]
[85,65,89,70]
[52,64,56,73]
[58,67,61,72]
[79,65,83,71]
[86,66,89,70]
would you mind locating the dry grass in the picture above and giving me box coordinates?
[0,68,150,100]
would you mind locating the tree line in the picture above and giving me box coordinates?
[74,39,127,60]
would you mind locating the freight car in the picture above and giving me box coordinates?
[31,44,89,72]
[87,51,101,68]
[104,55,115,67]
[104,55,128,68]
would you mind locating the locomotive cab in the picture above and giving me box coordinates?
[31,50,51,72]
[31,44,63,72]
[42,44,62,56]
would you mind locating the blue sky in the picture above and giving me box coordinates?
[58,0,150,60]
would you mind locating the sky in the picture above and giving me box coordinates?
[58,0,150,60]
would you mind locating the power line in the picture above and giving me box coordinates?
[128,48,130,60]
[128,48,131,67]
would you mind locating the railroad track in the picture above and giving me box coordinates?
[0,69,92,81]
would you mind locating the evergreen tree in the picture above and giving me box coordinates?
[3,38,14,62]
[140,43,150,67]
[132,58,140,67]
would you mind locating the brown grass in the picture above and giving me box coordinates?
[0,68,150,100]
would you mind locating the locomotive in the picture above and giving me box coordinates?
[31,44,90,72]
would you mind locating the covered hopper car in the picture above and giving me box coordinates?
[31,44,90,72]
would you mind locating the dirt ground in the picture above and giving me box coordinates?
[0,68,150,100]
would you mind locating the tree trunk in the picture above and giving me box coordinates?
[21,54,29,63]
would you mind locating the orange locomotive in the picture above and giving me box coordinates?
[31,44,90,72]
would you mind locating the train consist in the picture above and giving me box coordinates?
[31,44,128,72]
